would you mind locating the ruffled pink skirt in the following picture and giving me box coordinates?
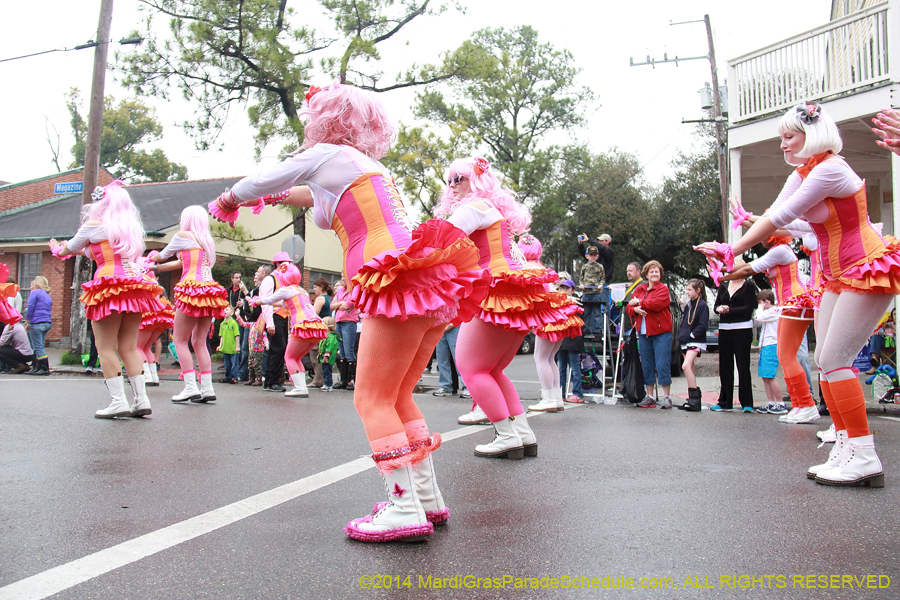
[80,276,166,321]
[537,294,584,341]
[0,283,22,326]
[173,279,228,318]
[350,220,490,324]
[476,269,572,332]
[824,236,900,295]
[290,318,329,341]
[140,301,175,332]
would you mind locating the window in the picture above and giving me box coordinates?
[18,253,42,305]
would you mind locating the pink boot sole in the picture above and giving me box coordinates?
[344,515,433,542]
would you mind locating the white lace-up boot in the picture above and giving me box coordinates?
[815,434,884,487]
[528,389,562,413]
[196,372,216,402]
[807,430,847,479]
[345,463,433,542]
[128,373,152,417]
[95,376,132,419]
[509,413,538,457]
[816,423,837,443]
[172,371,201,402]
[474,418,524,459]
[147,362,160,386]
[284,372,309,397]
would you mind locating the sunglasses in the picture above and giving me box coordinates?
[448,174,468,186]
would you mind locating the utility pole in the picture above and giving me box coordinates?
[70,0,115,355]
[630,14,729,241]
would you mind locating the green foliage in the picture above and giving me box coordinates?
[58,351,83,366]
[67,88,188,183]
[211,254,265,289]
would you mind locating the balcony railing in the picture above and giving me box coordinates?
[728,2,890,122]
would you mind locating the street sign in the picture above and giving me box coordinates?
[54,182,84,194]
[281,235,305,263]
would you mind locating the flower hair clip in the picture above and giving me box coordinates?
[519,234,536,245]
[473,157,490,175]
[797,102,821,125]
[90,186,105,202]
[304,85,322,104]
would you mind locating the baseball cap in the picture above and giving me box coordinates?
[599,234,611,242]
[559,279,576,288]
[585,246,599,255]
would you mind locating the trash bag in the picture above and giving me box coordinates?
[617,329,644,403]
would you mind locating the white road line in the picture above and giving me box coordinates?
[877,416,900,422]
[0,413,558,600]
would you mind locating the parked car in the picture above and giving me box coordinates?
[517,330,536,354]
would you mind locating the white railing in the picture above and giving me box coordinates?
[728,2,891,122]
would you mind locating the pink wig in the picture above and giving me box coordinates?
[179,205,216,265]
[81,181,145,260]
[517,234,543,262]
[435,157,531,235]
[300,84,395,159]
[278,263,302,286]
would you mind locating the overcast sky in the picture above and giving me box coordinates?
[0,0,832,188]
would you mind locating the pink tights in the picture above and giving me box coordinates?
[137,330,161,364]
[173,311,213,374]
[286,337,316,374]
[456,318,526,422]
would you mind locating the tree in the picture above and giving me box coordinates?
[412,25,593,201]
[67,88,188,182]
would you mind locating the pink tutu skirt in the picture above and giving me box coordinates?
[80,276,165,321]
[476,269,571,332]
[350,219,491,324]
[537,293,584,341]
[173,279,228,318]
[290,318,329,341]
[825,235,900,295]
[140,297,175,331]
[0,282,22,325]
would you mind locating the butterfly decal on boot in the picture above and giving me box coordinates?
[392,483,406,498]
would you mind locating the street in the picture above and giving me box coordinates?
[1,355,899,600]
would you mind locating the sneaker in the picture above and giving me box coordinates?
[432,388,455,397]
[85,367,93,375]
[817,423,837,443]
[658,395,673,409]
[322,386,334,392]
[458,406,490,425]
[709,404,732,412]
[783,405,820,424]
[767,403,788,415]
[636,396,656,408]
[756,405,770,414]
[742,406,755,413]
[460,388,472,399]
[778,407,801,422]
[566,395,585,403]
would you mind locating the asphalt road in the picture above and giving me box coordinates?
[1,356,899,600]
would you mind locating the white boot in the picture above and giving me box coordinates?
[815,434,884,487]
[128,374,152,417]
[510,413,538,457]
[147,362,160,386]
[807,430,847,479]
[816,423,836,443]
[474,418,524,459]
[458,405,490,425]
[96,376,132,419]
[284,372,309,398]
[372,453,449,525]
[345,463,433,542]
[142,362,155,386]
[197,372,216,403]
[552,387,565,411]
[528,389,562,413]
[172,371,201,402]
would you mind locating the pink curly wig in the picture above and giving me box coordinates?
[278,263,302,287]
[300,84,395,159]
[517,234,543,262]
[435,157,531,235]
[179,205,216,265]
[81,181,145,260]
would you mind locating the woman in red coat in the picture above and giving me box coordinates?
[625,260,674,408]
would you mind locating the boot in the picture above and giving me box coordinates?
[814,434,884,487]
[345,463,433,542]
[333,360,348,390]
[28,357,50,376]
[172,371,201,402]
[244,373,257,386]
[528,389,563,413]
[142,362,152,386]
[372,453,449,525]
[510,413,538,457]
[678,387,703,412]
[195,371,216,403]
[807,430,847,479]
[146,362,160,386]
[95,375,133,419]
[345,361,356,391]
[284,372,309,397]
[474,418,524,459]
[128,374,152,417]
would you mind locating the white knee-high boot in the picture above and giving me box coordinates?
[96,375,132,419]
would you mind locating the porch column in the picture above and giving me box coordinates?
[728,146,742,246]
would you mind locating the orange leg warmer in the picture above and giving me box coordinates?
[827,378,869,438]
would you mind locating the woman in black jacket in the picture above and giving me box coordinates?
[676,279,709,411]
[712,263,758,412]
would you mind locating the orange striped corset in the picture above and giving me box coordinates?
[808,185,886,280]
[87,240,141,279]
[467,219,524,275]
[766,259,808,305]
[178,247,214,283]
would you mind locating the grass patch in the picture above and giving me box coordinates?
[58,351,84,366]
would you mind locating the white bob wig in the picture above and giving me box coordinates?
[778,102,843,163]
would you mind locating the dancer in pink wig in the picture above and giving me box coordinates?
[436,157,570,459]
[150,205,228,403]
[49,182,164,418]
[516,234,584,413]
[137,265,174,388]
[209,83,489,542]
[700,102,900,487]
[249,263,327,398]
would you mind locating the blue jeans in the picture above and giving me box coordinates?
[557,349,583,398]
[436,327,463,392]
[28,322,51,359]
[323,362,333,387]
[223,353,239,381]
[336,321,357,362]
[638,331,673,387]
[238,328,249,380]
[582,291,604,334]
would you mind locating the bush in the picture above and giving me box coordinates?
[59,351,83,366]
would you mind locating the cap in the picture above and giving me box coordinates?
[272,251,291,264]
[585,246,599,255]
[559,279,576,288]
[599,234,611,243]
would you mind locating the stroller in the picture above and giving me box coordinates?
[580,352,603,392]
[865,364,900,404]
